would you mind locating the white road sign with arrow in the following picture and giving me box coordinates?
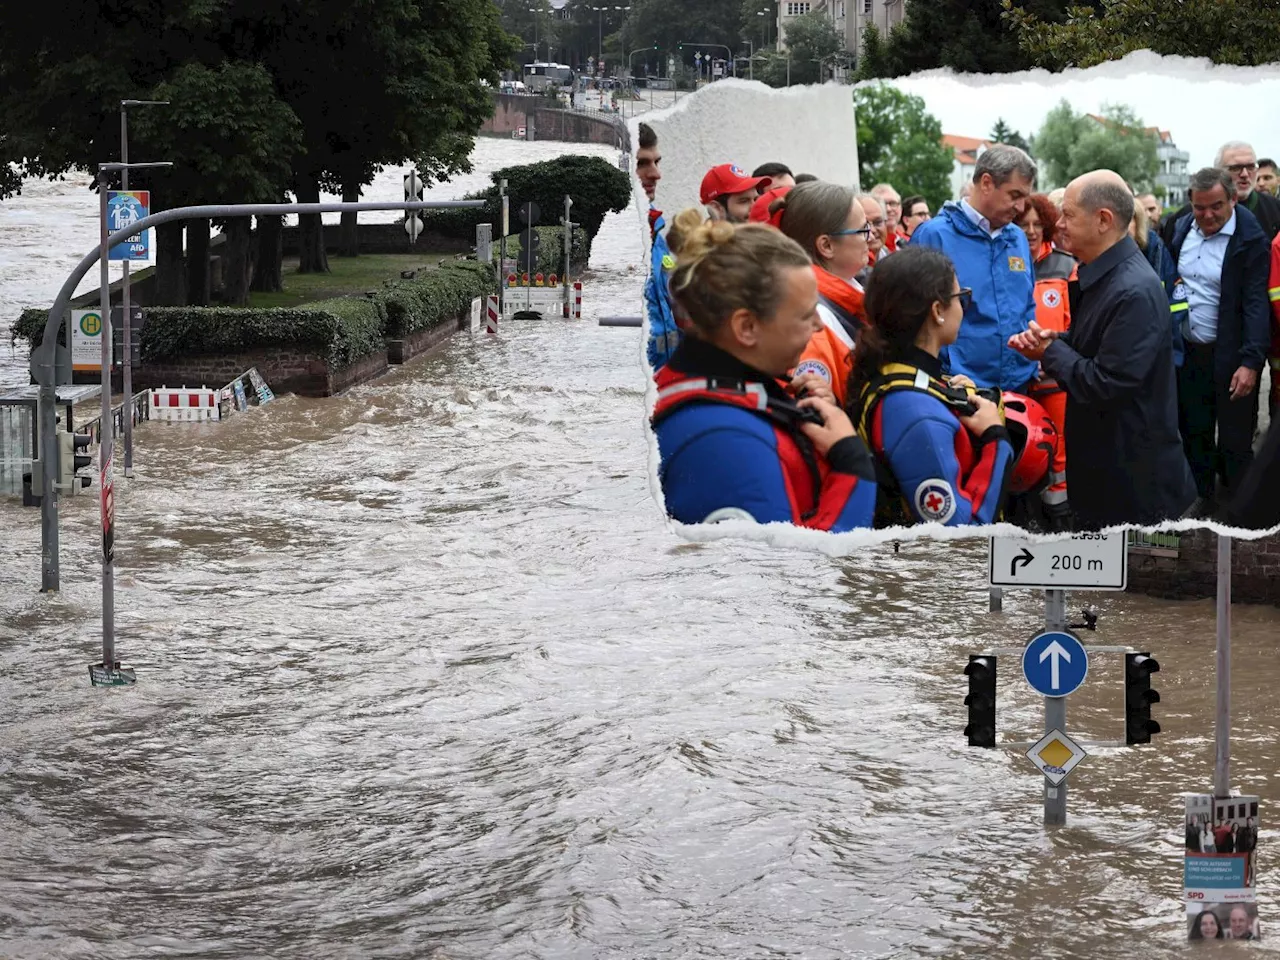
[989,533,1128,590]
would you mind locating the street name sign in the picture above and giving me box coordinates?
[1022,629,1089,697]
[989,533,1127,590]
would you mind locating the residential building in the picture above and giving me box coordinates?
[942,134,992,201]
[778,0,906,59]
[1084,114,1189,200]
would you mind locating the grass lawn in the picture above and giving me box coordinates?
[247,247,472,308]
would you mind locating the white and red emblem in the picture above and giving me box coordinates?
[914,478,956,523]
[1041,288,1061,309]
[793,359,832,383]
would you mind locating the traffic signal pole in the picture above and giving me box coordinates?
[1215,535,1231,798]
[1043,589,1068,826]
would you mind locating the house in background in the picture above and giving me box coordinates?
[777,0,907,61]
[1084,114,1189,201]
[942,134,992,201]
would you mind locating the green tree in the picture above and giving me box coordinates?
[856,0,1072,79]
[988,118,1031,153]
[625,0,745,77]
[854,24,890,82]
[777,11,845,85]
[1002,0,1280,69]
[854,83,954,212]
[1031,100,1159,191]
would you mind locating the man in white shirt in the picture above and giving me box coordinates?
[1167,167,1271,511]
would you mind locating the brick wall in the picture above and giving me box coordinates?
[1127,529,1280,604]
[480,93,628,150]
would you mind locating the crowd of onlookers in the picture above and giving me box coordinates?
[638,120,1280,533]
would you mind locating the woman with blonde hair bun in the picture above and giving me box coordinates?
[650,210,877,530]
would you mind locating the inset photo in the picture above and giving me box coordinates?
[1188,902,1260,941]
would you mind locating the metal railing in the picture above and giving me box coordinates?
[1128,530,1181,555]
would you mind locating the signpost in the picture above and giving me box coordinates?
[966,533,1143,826]
[71,309,109,373]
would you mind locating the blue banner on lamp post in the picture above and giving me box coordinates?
[106,191,150,261]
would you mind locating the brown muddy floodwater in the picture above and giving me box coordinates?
[2,140,1279,959]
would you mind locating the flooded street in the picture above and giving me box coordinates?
[2,138,1280,958]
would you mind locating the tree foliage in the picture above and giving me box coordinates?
[988,118,1031,153]
[856,0,1072,79]
[771,12,846,85]
[1002,0,1280,70]
[1031,100,1159,191]
[853,83,954,212]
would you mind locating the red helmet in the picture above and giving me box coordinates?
[1001,392,1058,493]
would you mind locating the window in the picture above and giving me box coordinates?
[785,1,811,14]
[862,0,871,12]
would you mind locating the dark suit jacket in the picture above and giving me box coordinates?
[1040,235,1196,529]
[1162,188,1280,246]
[1166,205,1270,383]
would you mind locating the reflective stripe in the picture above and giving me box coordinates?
[914,369,931,390]
[1170,301,1189,313]
[656,378,769,410]
[1269,286,1280,302]
[1047,470,1067,485]
[1041,487,1069,505]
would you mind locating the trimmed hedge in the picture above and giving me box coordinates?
[10,259,496,371]
[424,154,630,265]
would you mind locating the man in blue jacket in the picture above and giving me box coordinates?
[909,144,1040,392]
[638,122,681,370]
[1167,166,1271,512]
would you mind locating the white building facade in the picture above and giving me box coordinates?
[777,0,906,59]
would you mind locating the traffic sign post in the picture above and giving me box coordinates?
[990,533,1127,590]
[1041,589,1070,825]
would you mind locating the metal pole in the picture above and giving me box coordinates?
[989,587,1002,613]
[499,185,508,318]
[32,195,486,595]
[1044,588,1067,826]
[97,171,116,671]
[563,194,572,315]
[120,107,134,479]
[1215,534,1231,798]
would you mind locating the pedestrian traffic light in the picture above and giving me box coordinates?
[57,427,93,496]
[1124,652,1161,745]
[963,654,997,748]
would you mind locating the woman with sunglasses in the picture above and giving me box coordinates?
[846,246,1015,527]
[768,181,872,408]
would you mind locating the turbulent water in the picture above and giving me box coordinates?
[2,138,1278,959]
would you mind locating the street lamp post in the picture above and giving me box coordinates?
[589,4,630,75]
[741,39,755,81]
[119,99,168,480]
[680,42,735,78]
[757,8,770,48]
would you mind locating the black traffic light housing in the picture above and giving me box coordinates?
[1124,652,1161,745]
[57,428,93,495]
[963,654,997,748]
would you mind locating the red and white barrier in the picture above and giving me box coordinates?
[573,282,583,320]
[485,295,499,335]
[149,386,220,422]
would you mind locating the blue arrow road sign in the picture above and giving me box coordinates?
[1022,630,1089,697]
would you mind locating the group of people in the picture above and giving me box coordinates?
[637,121,1280,534]
[1191,905,1259,941]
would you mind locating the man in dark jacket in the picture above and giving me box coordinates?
[1008,169,1196,530]
[1167,166,1271,511]
[1162,141,1280,246]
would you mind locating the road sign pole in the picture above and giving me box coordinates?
[499,182,509,318]
[97,169,118,680]
[1044,588,1068,826]
[120,108,134,479]
[1215,535,1231,798]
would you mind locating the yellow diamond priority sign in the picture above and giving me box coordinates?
[1026,728,1087,786]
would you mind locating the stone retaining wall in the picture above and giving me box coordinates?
[1127,529,1280,605]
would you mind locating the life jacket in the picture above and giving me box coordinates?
[849,362,1008,525]
[651,367,828,523]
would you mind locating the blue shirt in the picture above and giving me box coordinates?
[1177,209,1236,344]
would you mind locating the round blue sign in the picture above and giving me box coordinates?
[1022,629,1089,698]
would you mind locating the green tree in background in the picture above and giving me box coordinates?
[1002,0,1280,69]
[988,118,1032,153]
[854,25,891,82]
[775,12,846,85]
[856,0,1072,79]
[854,83,954,212]
[1031,100,1159,191]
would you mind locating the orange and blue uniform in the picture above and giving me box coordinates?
[852,348,1015,527]
[1024,242,1075,514]
[652,338,877,530]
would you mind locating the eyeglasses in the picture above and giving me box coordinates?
[943,287,973,311]
[830,226,873,239]
[1227,163,1258,174]
[867,218,886,228]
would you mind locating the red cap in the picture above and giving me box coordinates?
[749,186,792,228]
[700,164,772,205]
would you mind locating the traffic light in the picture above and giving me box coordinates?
[57,428,93,495]
[1124,652,1161,745]
[518,225,541,274]
[963,654,997,748]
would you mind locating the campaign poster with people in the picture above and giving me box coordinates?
[1185,793,1261,940]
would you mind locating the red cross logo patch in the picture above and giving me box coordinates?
[914,479,956,523]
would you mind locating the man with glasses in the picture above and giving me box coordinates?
[870,183,905,251]
[899,196,930,240]
[909,143,1041,392]
[1162,141,1280,247]
[1008,169,1195,531]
